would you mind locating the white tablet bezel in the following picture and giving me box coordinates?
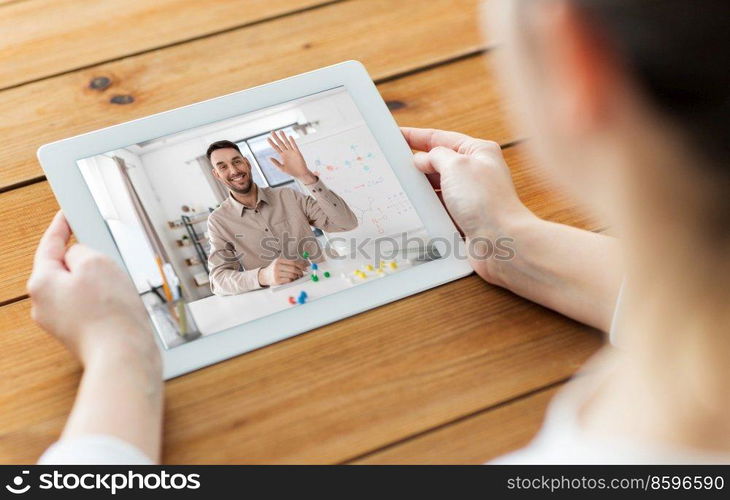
[37,61,472,379]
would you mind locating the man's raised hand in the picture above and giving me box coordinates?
[268,131,317,184]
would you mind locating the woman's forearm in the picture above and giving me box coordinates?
[60,335,164,463]
[486,216,623,331]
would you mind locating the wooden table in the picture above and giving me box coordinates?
[0,0,604,464]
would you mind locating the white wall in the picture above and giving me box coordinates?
[136,143,218,221]
[112,148,211,301]
[78,155,162,293]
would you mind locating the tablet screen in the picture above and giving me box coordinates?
[76,87,442,348]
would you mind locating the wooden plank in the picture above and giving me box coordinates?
[0,275,601,464]
[0,0,338,90]
[380,54,520,147]
[0,141,596,305]
[0,181,54,304]
[0,0,488,189]
[352,386,561,464]
[0,296,80,461]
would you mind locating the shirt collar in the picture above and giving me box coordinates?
[227,185,270,216]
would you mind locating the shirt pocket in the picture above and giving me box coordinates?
[268,216,295,238]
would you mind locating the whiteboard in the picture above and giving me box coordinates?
[297,122,426,253]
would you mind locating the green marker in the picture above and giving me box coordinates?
[302,251,309,259]
[311,274,319,282]
[323,271,331,278]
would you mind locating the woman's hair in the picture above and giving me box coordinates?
[570,0,729,170]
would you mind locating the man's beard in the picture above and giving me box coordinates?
[229,177,253,194]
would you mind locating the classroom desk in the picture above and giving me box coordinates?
[0,0,605,464]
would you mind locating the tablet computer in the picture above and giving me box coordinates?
[37,61,472,379]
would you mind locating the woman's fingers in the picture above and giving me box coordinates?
[402,127,500,159]
[64,243,101,272]
[411,151,441,190]
[425,172,441,191]
[401,127,472,153]
[28,211,71,295]
[33,211,71,272]
[412,151,436,174]
[414,146,460,176]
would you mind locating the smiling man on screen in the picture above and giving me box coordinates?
[206,130,358,296]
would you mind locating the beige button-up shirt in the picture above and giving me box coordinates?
[207,178,358,295]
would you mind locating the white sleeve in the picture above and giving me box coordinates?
[38,434,154,465]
